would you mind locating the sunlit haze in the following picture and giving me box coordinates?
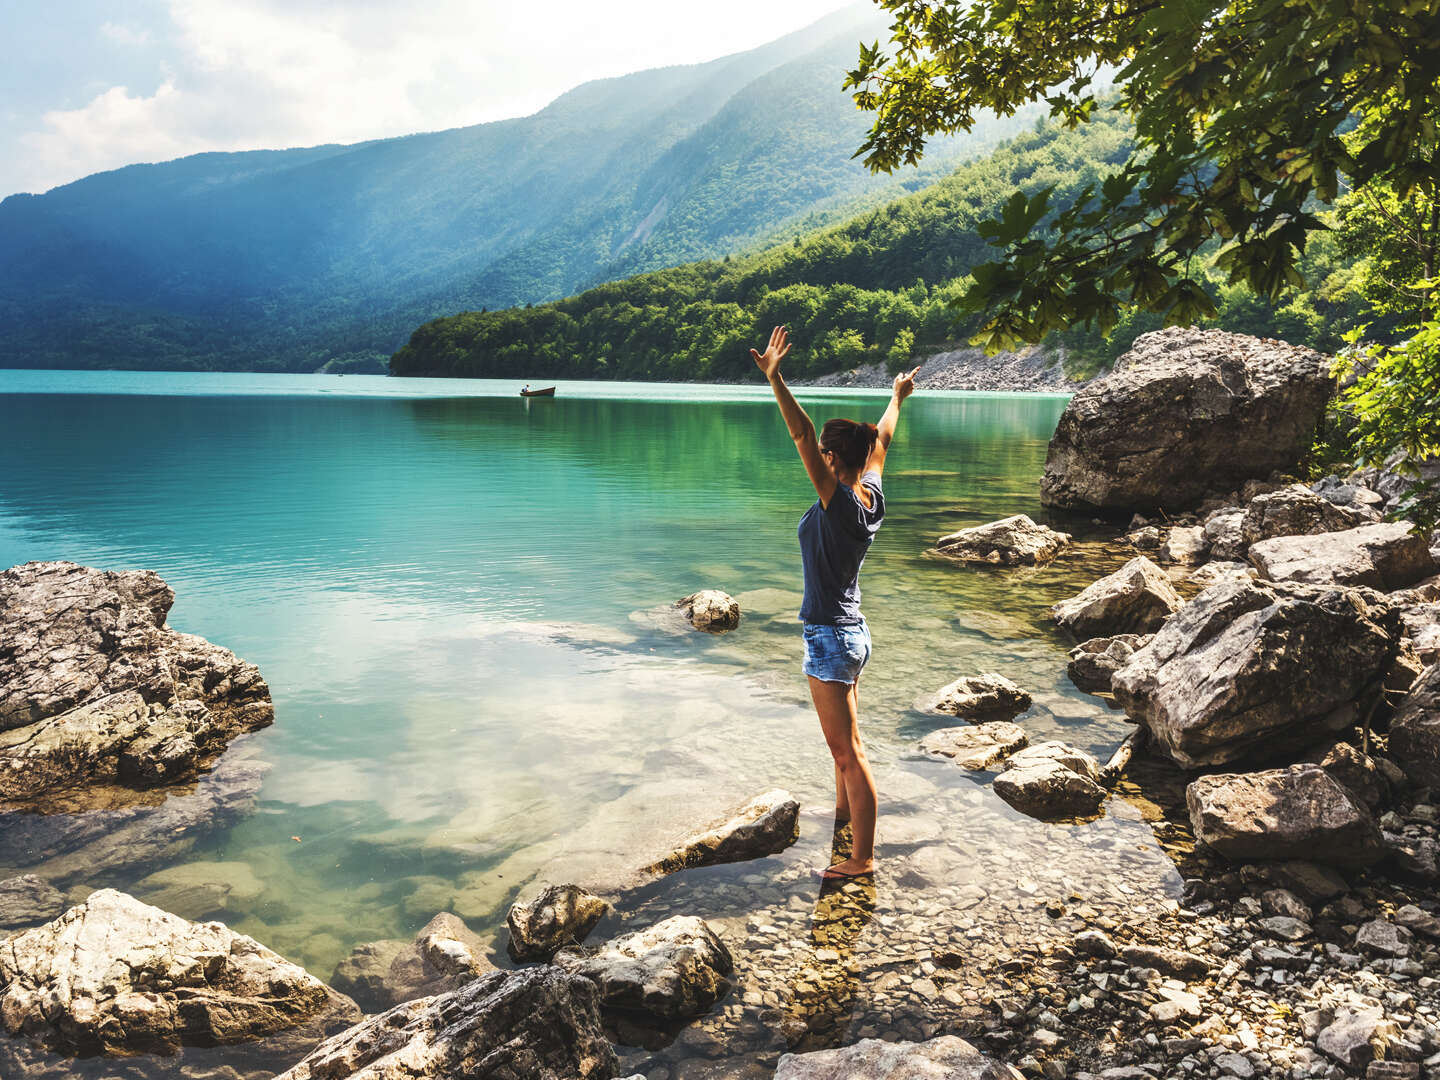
[0,0,856,198]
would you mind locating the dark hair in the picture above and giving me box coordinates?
[819,418,879,471]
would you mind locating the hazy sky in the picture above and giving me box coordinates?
[0,0,856,198]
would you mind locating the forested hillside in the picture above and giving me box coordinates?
[393,102,1375,385]
[0,6,1023,373]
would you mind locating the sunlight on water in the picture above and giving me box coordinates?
[0,371,1177,1075]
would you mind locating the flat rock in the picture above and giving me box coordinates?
[132,859,265,919]
[1248,522,1436,590]
[992,741,1106,820]
[1355,919,1412,958]
[1389,663,1440,788]
[332,912,495,1013]
[1118,944,1210,979]
[1240,485,1373,546]
[1188,560,1257,589]
[1111,579,1398,768]
[553,914,733,1020]
[0,561,273,808]
[931,514,1072,566]
[1040,327,1332,512]
[641,789,798,875]
[1051,556,1182,637]
[0,888,359,1057]
[1159,525,1208,565]
[507,883,609,962]
[1186,764,1385,866]
[0,875,64,931]
[918,672,1032,720]
[774,1034,1024,1079]
[1317,1004,1401,1070]
[1066,633,1151,694]
[274,966,617,1080]
[675,590,740,632]
[919,721,1029,771]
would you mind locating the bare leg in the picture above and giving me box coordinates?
[832,677,859,821]
[808,675,877,874]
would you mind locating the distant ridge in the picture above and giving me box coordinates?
[0,5,1027,373]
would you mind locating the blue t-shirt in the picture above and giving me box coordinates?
[798,469,885,625]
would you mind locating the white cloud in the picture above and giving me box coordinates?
[100,22,155,47]
[7,0,853,196]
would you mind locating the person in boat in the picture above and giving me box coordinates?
[751,325,919,882]
[522,383,531,393]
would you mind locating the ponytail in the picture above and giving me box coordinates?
[819,418,879,471]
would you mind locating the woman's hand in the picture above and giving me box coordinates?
[750,325,792,380]
[893,364,921,401]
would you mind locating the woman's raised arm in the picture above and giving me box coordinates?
[866,365,920,476]
[752,326,837,506]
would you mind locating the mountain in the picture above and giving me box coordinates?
[390,113,1138,383]
[0,6,1031,373]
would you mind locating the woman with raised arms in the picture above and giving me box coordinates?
[751,325,919,881]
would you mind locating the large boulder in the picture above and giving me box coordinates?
[1186,765,1385,866]
[273,966,617,1080]
[552,915,732,1020]
[641,789,798,875]
[331,912,496,1013]
[675,590,739,632]
[1050,556,1182,637]
[775,1035,1024,1079]
[0,889,359,1057]
[1248,522,1436,590]
[1111,580,1399,768]
[917,673,1031,720]
[919,721,1028,771]
[1239,485,1373,547]
[931,514,1071,566]
[0,561,273,807]
[1066,633,1151,694]
[1390,663,1440,789]
[1040,328,1333,512]
[506,884,609,963]
[992,742,1106,820]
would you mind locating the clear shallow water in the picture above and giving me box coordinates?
[0,371,1180,1073]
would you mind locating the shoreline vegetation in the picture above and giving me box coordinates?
[3,328,1438,1079]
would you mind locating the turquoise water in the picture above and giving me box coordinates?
[0,371,1176,1071]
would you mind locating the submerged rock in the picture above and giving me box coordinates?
[1238,485,1373,547]
[274,966,617,1080]
[1186,765,1385,866]
[1248,522,1436,590]
[1066,633,1151,694]
[930,514,1071,566]
[992,741,1106,819]
[331,912,495,1013]
[0,888,359,1057]
[641,789,798,875]
[1390,663,1440,789]
[1050,556,1182,637]
[507,884,609,963]
[919,721,1028,771]
[0,561,273,807]
[675,590,740,632]
[1040,327,1332,512]
[774,1034,1024,1079]
[918,672,1032,720]
[553,914,733,1020]
[0,875,64,932]
[1111,580,1398,768]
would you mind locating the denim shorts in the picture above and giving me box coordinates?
[802,620,871,684]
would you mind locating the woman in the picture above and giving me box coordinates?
[750,325,919,881]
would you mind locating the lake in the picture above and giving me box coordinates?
[0,371,1183,1077]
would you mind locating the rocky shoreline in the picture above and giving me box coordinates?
[2,326,1439,1079]
[794,344,1080,392]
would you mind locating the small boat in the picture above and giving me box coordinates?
[520,386,556,397]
